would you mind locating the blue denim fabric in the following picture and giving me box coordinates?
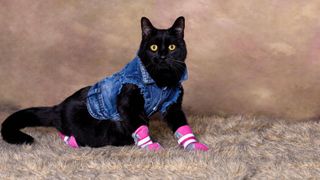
[86,56,188,121]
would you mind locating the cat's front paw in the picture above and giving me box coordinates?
[185,142,209,151]
[175,125,209,152]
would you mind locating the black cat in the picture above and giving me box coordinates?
[1,17,208,151]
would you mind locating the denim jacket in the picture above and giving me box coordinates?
[86,56,188,121]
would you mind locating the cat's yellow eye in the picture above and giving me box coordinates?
[168,44,176,51]
[150,44,158,52]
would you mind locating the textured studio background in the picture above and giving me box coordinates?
[1,0,320,120]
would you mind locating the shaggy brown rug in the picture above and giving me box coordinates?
[1,113,320,179]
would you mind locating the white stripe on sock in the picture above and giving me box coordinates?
[183,139,197,149]
[140,141,153,148]
[63,136,70,143]
[137,136,151,146]
[178,133,195,144]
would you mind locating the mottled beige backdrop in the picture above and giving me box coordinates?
[1,0,320,120]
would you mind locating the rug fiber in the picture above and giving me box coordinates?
[1,114,320,179]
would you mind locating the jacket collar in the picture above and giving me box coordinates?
[135,56,188,85]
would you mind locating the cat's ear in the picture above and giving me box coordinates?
[141,17,154,39]
[170,16,185,38]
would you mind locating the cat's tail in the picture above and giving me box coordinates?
[1,107,59,144]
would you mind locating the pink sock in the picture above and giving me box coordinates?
[58,132,79,148]
[175,125,208,151]
[132,125,162,151]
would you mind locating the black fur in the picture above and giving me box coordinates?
[138,17,187,88]
[1,17,189,147]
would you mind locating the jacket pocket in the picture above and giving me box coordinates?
[87,86,106,120]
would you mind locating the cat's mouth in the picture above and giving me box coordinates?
[154,58,185,65]
[156,61,186,76]
[154,60,185,71]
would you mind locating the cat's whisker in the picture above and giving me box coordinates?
[172,62,185,68]
[171,62,186,71]
[169,59,185,64]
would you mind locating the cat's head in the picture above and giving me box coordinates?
[138,17,187,87]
